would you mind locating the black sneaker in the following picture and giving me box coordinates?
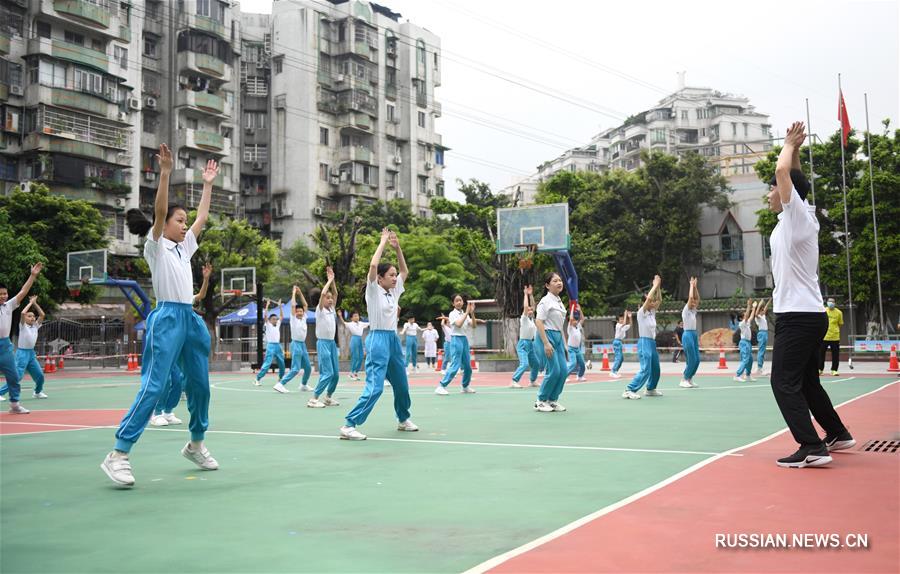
[825,430,856,452]
[776,445,833,468]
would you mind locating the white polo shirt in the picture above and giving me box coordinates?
[0,298,19,339]
[682,305,697,330]
[264,319,281,344]
[289,313,308,342]
[567,324,583,348]
[636,308,657,339]
[614,322,630,340]
[316,306,336,339]
[403,322,420,339]
[345,321,368,337]
[442,323,452,341]
[536,293,566,332]
[771,187,825,313]
[365,275,404,331]
[18,321,41,350]
[519,314,536,340]
[145,229,198,304]
[739,319,752,341]
[756,315,768,331]
[448,309,472,337]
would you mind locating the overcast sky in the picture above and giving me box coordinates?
[239,0,899,201]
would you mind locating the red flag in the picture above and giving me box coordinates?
[838,90,852,147]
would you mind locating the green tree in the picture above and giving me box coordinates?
[754,123,900,328]
[0,211,51,306]
[0,184,109,310]
[267,241,318,302]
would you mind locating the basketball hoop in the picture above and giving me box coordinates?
[514,243,538,272]
[223,289,243,300]
[68,277,90,299]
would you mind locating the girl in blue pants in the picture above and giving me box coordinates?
[566,309,586,381]
[611,310,631,378]
[341,228,417,440]
[102,149,220,487]
[402,317,421,371]
[255,299,285,385]
[535,272,569,412]
[278,286,312,391]
[754,298,770,376]
[511,285,540,388]
[436,295,477,395]
[680,276,701,388]
[0,264,42,414]
[7,296,46,401]
[340,311,368,381]
[734,298,758,381]
[623,274,663,399]
[309,267,340,408]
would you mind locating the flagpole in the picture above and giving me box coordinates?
[864,92,885,334]
[805,98,816,204]
[838,74,856,355]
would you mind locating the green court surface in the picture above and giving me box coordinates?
[0,371,894,573]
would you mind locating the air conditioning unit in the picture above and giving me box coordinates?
[128,97,141,111]
[144,96,157,109]
[329,175,340,185]
[177,149,190,159]
[392,156,402,165]
[252,161,263,170]
[393,191,404,200]
[117,112,128,122]
[426,189,434,197]
[339,171,350,182]
[754,275,768,290]
[245,127,255,135]
[10,85,23,96]
[313,206,324,216]
[424,162,433,170]
[143,171,157,182]
[335,74,346,83]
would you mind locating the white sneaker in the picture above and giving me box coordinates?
[181,443,219,470]
[585,360,593,370]
[610,372,622,379]
[509,381,523,388]
[273,383,289,394]
[397,419,419,432]
[434,386,449,396]
[8,403,30,414]
[385,381,391,387]
[339,425,367,440]
[149,414,169,426]
[749,376,757,382]
[0,395,6,401]
[461,387,476,394]
[101,452,135,487]
[322,396,340,406]
[679,380,696,388]
[33,391,49,399]
[533,401,553,412]
[529,381,539,387]
[622,390,642,400]
[577,377,587,382]
[733,376,746,382]
[549,401,567,412]
[299,384,312,392]
[163,412,182,425]
[644,389,663,397]
[306,398,326,408]
[252,379,261,387]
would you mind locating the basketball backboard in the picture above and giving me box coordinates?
[496,203,569,254]
[220,267,256,301]
[66,249,108,286]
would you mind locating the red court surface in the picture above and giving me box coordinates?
[0,409,125,435]
[486,382,899,574]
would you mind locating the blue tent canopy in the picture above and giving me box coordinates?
[218,301,315,326]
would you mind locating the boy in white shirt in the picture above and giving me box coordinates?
[278,286,313,391]
[254,299,285,385]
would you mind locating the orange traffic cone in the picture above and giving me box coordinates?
[470,349,478,371]
[717,347,728,369]
[127,353,136,372]
[44,354,52,373]
[601,348,610,371]
[435,350,443,371]
[888,345,900,373]
[49,356,57,373]
[226,351,233,361]
[57,354,64,370]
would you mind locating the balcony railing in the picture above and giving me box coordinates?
[53,0,112,28]
[36,104,131,150]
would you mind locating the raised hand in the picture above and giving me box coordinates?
[525,285,533,295]
[31,262,43,276]
[156,143,173,172]
[28,295,38,304]
[388,231,400,249]
[201,159,219,184]
[201,263,213,278]
[652,274,662,288]
[326,266,335,282]
[380,228,391,244]
[785,121,806,147]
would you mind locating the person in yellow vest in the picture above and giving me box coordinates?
[820,298,843,376]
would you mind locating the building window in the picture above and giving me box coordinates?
[719,219,744,261]
[274,57,283,74]
[319,127,329,146]
[385,171,397,189]
[418,176,427,195]
[319,163,329,181]
[143,35,158,58]
[197,0,225,22]
[762,235,771,259]
[243,144,268,162]
[731,122,737,136]
[681,110,688,120]
[762,125,770,135]
[245,76,268,96]
[0,157,17,181]
[417,111,426,128]
[40,60,67,88]
[435,148,444,165]
[65,30,85,46]
[386,103,396,122]
[114,46,128,69]
[36,21,51,39]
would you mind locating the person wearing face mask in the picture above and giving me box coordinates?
[820,298,843,376]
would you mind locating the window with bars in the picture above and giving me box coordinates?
[36,105,132,150]
[114,46,128,69]
[719,220,744,261]
[245,76,268,96]
[143,35,159,58]
[243,144,268,162]
[243,111,267,128]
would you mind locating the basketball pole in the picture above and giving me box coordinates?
[256,281,264,368]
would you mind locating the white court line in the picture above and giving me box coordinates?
[460,380,899,574]
[0,421,114,437]
[142,427,739,457]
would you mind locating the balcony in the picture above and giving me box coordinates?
[24,105,132,163]
[53,0,110,28]
[431,101,442,118]
[176,90,228,115]
[29,37,109,72]
[339,146,372,164]
[181,13,227,39]
[25,85,117,118]
[339,111,372,133]
[337,182,377,197]
[169,167,225,188]
[176,128,230,156]
[177,51,230,81]
[144,17,163,36]
[0,32,10,55]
